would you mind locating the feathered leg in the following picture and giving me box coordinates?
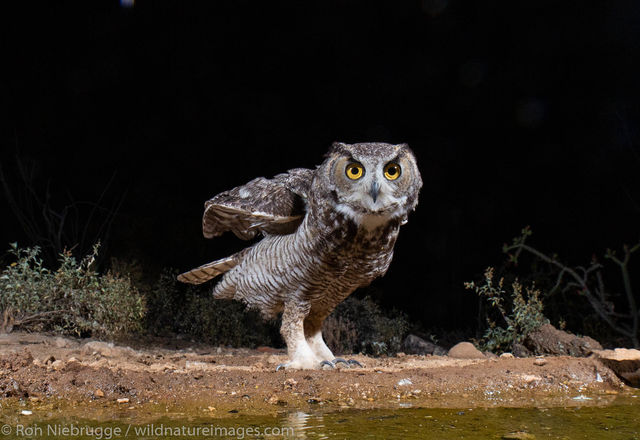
[304,313,363,368]
[276,301,319,370]
[303,314,334,360]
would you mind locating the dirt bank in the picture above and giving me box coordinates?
[0,332,635,419]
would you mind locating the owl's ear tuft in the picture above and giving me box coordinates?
[395,143,413,154]
[327,142,350,157]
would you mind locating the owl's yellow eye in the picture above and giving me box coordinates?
[345,162,364,180]
[384,162,401,180]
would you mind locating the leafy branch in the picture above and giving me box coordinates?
[465,267,548,353]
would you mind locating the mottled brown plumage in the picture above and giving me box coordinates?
[178,142,422,369]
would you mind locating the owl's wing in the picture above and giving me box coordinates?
[203,168,313,240]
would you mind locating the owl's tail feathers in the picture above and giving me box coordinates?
[177,252,243,285]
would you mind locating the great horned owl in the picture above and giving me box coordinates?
[178,142,422,369]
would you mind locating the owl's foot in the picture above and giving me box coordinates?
[275,361,334,371]
[276,358,363,370]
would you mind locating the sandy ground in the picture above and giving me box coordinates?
[0,332,635,419]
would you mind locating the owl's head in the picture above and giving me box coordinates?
[315,142,422,228]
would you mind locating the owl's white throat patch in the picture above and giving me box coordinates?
[335,203,396,230]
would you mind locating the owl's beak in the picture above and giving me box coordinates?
[369,181,380,203]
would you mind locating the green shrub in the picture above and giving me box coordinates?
[465,267,548,353]
[0,243,145,337]
[323,295,409,356]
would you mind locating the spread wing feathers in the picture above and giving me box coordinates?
[202,168,313,240]
[177,249,248,285]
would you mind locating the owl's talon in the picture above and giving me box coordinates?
[333,357,349,366]
[332,358,363,368]
[319,360,336,369]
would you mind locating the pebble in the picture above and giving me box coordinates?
[116,398,130,404]
[502,432,535,440]
[397,378,413,386]
[94,389,104,398]
[283,378,297,389]
[500,353,515,359]
[267,395,287,406]
[20,410,32,416]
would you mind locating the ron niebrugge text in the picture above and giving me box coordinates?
[6,423,295,439]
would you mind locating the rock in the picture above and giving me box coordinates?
[397,378,413,386]
[50,360,65,371]
[500,353,515,359]
[520,374,542,383]
[53,337,70,348]
[448,342,485,359]
[524,324,602,357]
[511,343,532,358]
[82,341,139,360]
[116,398,130,404]
[593,348,640,387]
[267,395,287,406]
[185,361,208,370]
[94,389,104,398]
[1,378,26,398]
[403,334,447,356]
[83,341,115,357]
[533,357,547,366]
[283,378,297,390]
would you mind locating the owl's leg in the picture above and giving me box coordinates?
[304,315,363,368]
[304,315,362,368]
[303,315,334,361]
[277,301,319,370]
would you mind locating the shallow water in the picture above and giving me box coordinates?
[2,397,639,439]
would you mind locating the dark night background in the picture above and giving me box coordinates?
[2,1,639,337]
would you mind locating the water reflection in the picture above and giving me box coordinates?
[0,396,637,439]
[282,411,327,439]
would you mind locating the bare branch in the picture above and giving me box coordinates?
[504,231,640,348]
